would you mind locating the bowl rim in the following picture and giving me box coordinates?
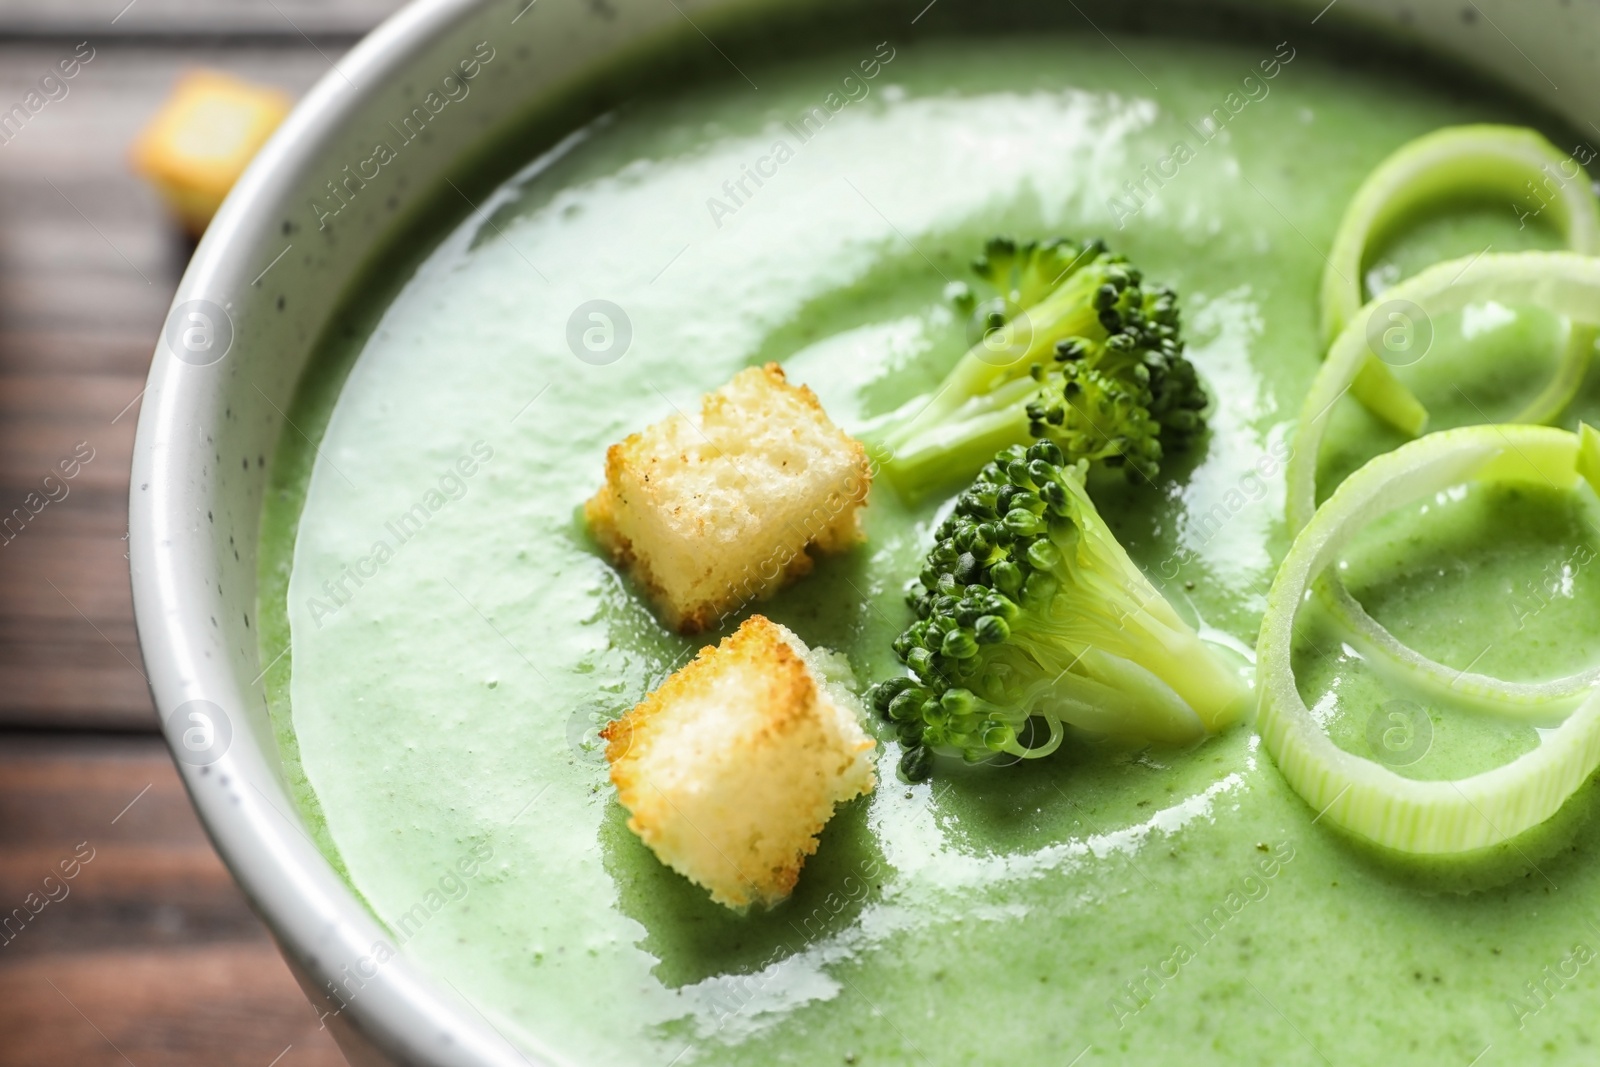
[127,0,1600,1063]
[129,0,549,1062]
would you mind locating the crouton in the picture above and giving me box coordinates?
[130,70,292,235]
[585,363,872,633]
[600,615,876,909]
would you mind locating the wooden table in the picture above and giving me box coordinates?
[0,2,407,1062]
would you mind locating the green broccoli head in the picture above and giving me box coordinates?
[1025,339,1164,480]
[971,236,1105,310]
[868,439,1249,781]
[871,237,1209,499]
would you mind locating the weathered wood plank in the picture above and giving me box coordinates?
[0,945,348,1067]
[0,40,358,729]
[0,15,398,1062]
[0,328,162,378]
[0,735,345,1065]
[0,420,132,491]
[0,0,406,40]
[0,535,137,621]
[0,734,187,846]
[0,670,152,730]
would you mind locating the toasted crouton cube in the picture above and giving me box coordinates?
[601,615,876,909]
[585,363,872,633]
[130,70,292,235]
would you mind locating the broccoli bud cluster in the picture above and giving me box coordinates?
[870,440,1079,779]
[869,440,1248,781]
[876,236,1210,499]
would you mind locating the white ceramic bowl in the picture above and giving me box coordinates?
[128,1,1600,1063]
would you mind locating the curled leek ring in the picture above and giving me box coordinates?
[1321,126,1600,433]
[1288,252,1600,710]
[1291,250,1600,532]
[1260,423,1600,854]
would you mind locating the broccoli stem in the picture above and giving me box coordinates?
[879,274,1106,458]
[880,380,1036,499]
[869,439,1249,781]
[1040,485,1249,734]
[867,236,1207,501]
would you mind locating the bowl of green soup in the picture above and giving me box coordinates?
[131,0,1600,1063]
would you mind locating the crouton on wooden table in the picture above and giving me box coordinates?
[130,70,292,235]
[585,362,872,633]
[600,615,876,909]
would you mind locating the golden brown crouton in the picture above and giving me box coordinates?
[600,615,876,909]
[585,363,872,633]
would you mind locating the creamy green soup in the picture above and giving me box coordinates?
[261,33,1600,1066]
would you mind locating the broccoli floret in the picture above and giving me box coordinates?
[867,439,1249,781]
[870,237,1208,499]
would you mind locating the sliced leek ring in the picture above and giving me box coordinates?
[1260,423,1600,854]
[1289,251,1600,534]
[1288,253,1600,709]
[1321,125,1600,430]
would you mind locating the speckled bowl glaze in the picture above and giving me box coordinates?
[128,1,1600,1063]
